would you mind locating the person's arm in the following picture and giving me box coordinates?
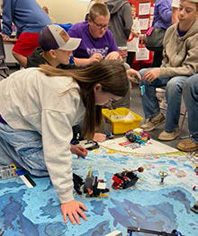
[105,51,121,60]
[127,68,141,82]
[41,93,87,224]
[160,31,198,77]
[161,44,198,77]
[70,144,88,158]
[157,0,172,24]
[106,30,118,56]
[121,2,133,39]
[2,0,15,36]
[74,53,103,66]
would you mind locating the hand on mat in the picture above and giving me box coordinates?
[93,133,106,142]
[127,69,141,83]
[142,68,161,82]
[105,51,121,60]
[70,144,88,158]
[61,200,87,225]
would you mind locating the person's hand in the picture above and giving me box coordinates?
[89,53,103,64]
[126,69,141,83]
[0,33,11,41]
[60,200,87,225]
[105,51,121,60]
[93,132,106,142]
[142,68,161,82]
[131,30,139,37]
[70,144,88,158]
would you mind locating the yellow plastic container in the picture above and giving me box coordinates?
[102,108,143,134]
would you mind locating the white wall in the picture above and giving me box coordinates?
[37,0,90,24]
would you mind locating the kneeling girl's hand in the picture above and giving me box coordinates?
[60,200,87,225]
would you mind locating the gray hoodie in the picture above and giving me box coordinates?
[161,19,198,77]
[106,0,132,47]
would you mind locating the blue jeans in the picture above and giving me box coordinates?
[0,122,48,176]
[139,68,188,132]
[183,74,198,143]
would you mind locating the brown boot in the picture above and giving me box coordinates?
[177,139,198,152]
[158,128,180,141]
[141,113,165,132]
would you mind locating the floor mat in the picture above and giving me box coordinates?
[0,147,198,236]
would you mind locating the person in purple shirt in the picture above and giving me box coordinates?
[68,3,120,66]
[153,0,172,29]
[151,0,172,67]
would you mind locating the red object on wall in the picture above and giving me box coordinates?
[127,0,154,69]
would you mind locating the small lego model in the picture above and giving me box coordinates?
[73,173,84,195]
[0,165,37,188]
[112,167,144,190]
[79,140,99,150]
[127,226,183,236]
[190,201,198,214]
[158,171,168,184]
[194,166,198,176]
[83,166,109,197]
[71,125,82,145]
[192,185,197,191]
[106,132,114,139]
[0,164,17,180]
[125,130,150,144]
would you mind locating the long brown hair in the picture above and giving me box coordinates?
[40,60,129,139]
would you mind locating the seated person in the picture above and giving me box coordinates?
[69,3,133,108]
[68,3,121,66]
[139,0,198,141]
[1,0,51,67]
[27,24,81,69]
[177,74,198,152]
[27,24,107,143]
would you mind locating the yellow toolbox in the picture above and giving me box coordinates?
[102,108,143,134]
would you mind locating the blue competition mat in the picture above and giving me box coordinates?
[0,148,198,236]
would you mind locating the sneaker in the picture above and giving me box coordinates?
[141,113,165,132]
[158,128,180,141]
[177,139,198,152]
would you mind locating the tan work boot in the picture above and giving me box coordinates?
[158,128,180,141]
[141,113,165,132]
[177,138,198,152]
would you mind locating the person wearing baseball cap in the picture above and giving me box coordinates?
[27,25,87,159]
[26,24,81,68]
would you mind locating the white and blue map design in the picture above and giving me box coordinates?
[0,148,198,236]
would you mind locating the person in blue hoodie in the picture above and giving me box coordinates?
[151,0,172,67]
[1,0,51,67]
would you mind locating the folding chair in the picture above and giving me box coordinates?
[0,34,10,79]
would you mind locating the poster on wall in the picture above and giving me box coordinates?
[139,18,149,30]
[135,47,150,61]
[139,2,151,15]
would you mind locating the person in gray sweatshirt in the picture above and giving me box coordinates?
[140,0,198,142]
[106,0,132,60]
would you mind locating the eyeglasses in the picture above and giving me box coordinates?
[92,19,109,29]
